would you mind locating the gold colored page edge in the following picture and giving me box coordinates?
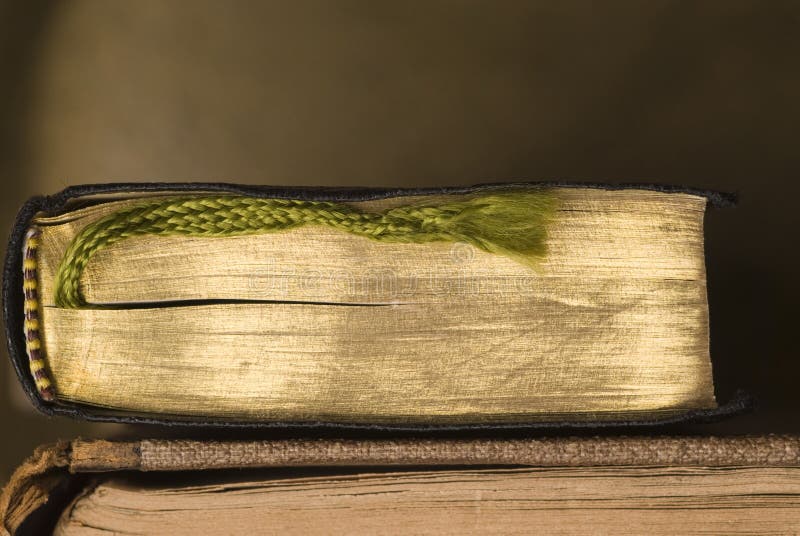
[31,188,715,420]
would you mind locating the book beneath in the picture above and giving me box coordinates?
[2,437,799,535]
[14,184,717,425]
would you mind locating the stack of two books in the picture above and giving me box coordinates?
[2,182,797,534]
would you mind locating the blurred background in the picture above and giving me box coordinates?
[1,0,798,480]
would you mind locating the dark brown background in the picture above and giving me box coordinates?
[1,1,798,480]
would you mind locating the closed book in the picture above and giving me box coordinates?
[2,436,799,535]
[4,182,744,428]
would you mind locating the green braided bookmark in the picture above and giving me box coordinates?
[53,190,559,308]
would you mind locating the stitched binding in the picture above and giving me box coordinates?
[22,228,55,401]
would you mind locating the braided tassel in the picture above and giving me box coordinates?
[54,190,558,308]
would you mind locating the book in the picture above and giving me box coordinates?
[4,182,740,427]
[2,436,799,535]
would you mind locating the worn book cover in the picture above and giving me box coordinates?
[2,436,798,535]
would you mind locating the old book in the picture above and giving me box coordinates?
[4,182,740,427]
[2,436,799,535]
